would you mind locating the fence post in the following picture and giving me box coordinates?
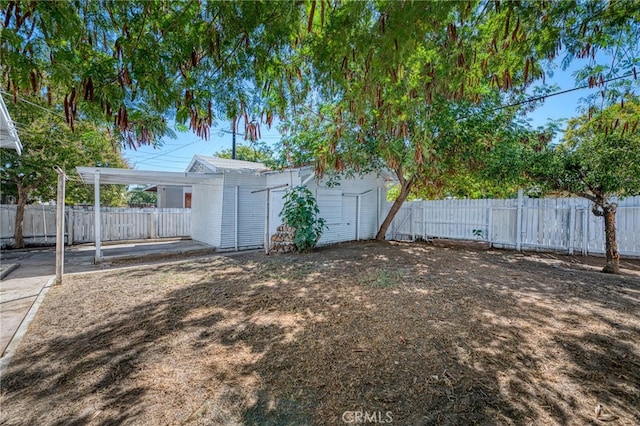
[516,189,524,251]
[54,166,67,284]
[234,186,239,251]
[568,206,576,255]
[94,172,102,262]
[66,207,73,245]
[487,206,493,247]
[422,202,426,240]
[147,212,156,239]
[582,204,589,256]
[410,205,414,241]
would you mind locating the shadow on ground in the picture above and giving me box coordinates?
[1,241,639,425]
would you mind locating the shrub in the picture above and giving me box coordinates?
[279,186,327,252]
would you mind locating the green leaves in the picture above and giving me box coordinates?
[214,142,275,166]
[0,93,128,206]
[528,97,640,201]
[3,0,637,153]
[279,186,327,252]
[1,1,305,146]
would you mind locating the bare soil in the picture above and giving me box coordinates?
[1,241,639,425]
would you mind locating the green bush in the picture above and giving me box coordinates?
[279,186,327,252]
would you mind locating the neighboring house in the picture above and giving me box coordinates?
[1,94,22,204]
[186,156,392,251]
[144,185,192,208]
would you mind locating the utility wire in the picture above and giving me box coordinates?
[132,141,197,165]
[490,72,635,113]
[0,90,72,123]
[5,71,636,142]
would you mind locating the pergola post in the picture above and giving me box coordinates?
[54,166,67,284]
[94,171,102,262]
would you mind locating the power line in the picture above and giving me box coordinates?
[0,90,71,123]
[491,72,635,114]
[132,141,197,165]
[6,70,634,150]
[130,163,190,171]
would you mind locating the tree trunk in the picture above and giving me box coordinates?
[375,178,414,241]
[593,202,620,274]
[602,204,620,274]
[14,184,28,249]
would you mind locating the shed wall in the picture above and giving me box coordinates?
[266,171,302,239]
[190,180,223,247]
[219,173,267,250]
[190,168,387,251]
[312,173,387,245]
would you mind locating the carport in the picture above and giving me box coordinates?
[77,167,220,262]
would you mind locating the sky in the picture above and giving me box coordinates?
[124,123,282,172]
[123,60,609,173]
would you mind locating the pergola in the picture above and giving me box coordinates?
[77,167,220,262]
[0,94,22,154]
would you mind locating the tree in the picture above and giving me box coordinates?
[3,1,638,240]
[214,142,275,164]
[528,99,640,274]
[126,187,157,207]
[1,1,304,146]
[274,1,640,239]
[277,1,549,238]
[284,96,542,239]
[0,95,128,248]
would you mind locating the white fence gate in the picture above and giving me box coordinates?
[389,194,640,258]
[0,205,191,248]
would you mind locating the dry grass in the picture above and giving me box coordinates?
[1,241,639,425]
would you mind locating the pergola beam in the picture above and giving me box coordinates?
[77,167,222,263]
[77,167,221,186]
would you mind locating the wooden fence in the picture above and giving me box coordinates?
[388,194,640,258]
[3,196,639,257]
[0,205,191,248]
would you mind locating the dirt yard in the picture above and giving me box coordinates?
[1,241,639,425]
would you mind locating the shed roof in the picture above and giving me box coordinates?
[0,94,22,155]
[186,155,267,173]
[77,167,220,186]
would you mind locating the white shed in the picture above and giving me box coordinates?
[186,156,392,251]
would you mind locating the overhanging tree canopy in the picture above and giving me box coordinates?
[2,1,638,242]
[3,1,637,147]
[0,94,129,248]
[1,1,304,146]
[272,1,639,238]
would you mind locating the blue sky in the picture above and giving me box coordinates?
[124,123,282,172]
[123,61,606,173]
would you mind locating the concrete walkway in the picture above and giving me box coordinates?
[0,239,215,375]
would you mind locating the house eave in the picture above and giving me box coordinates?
[0,94,22,155]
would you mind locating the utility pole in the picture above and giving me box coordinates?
[217,120,243,158]
[232,127,236,159]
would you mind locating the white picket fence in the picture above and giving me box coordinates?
[388,194,640,258]
[3,196,639,257]
[0,205,191,248]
